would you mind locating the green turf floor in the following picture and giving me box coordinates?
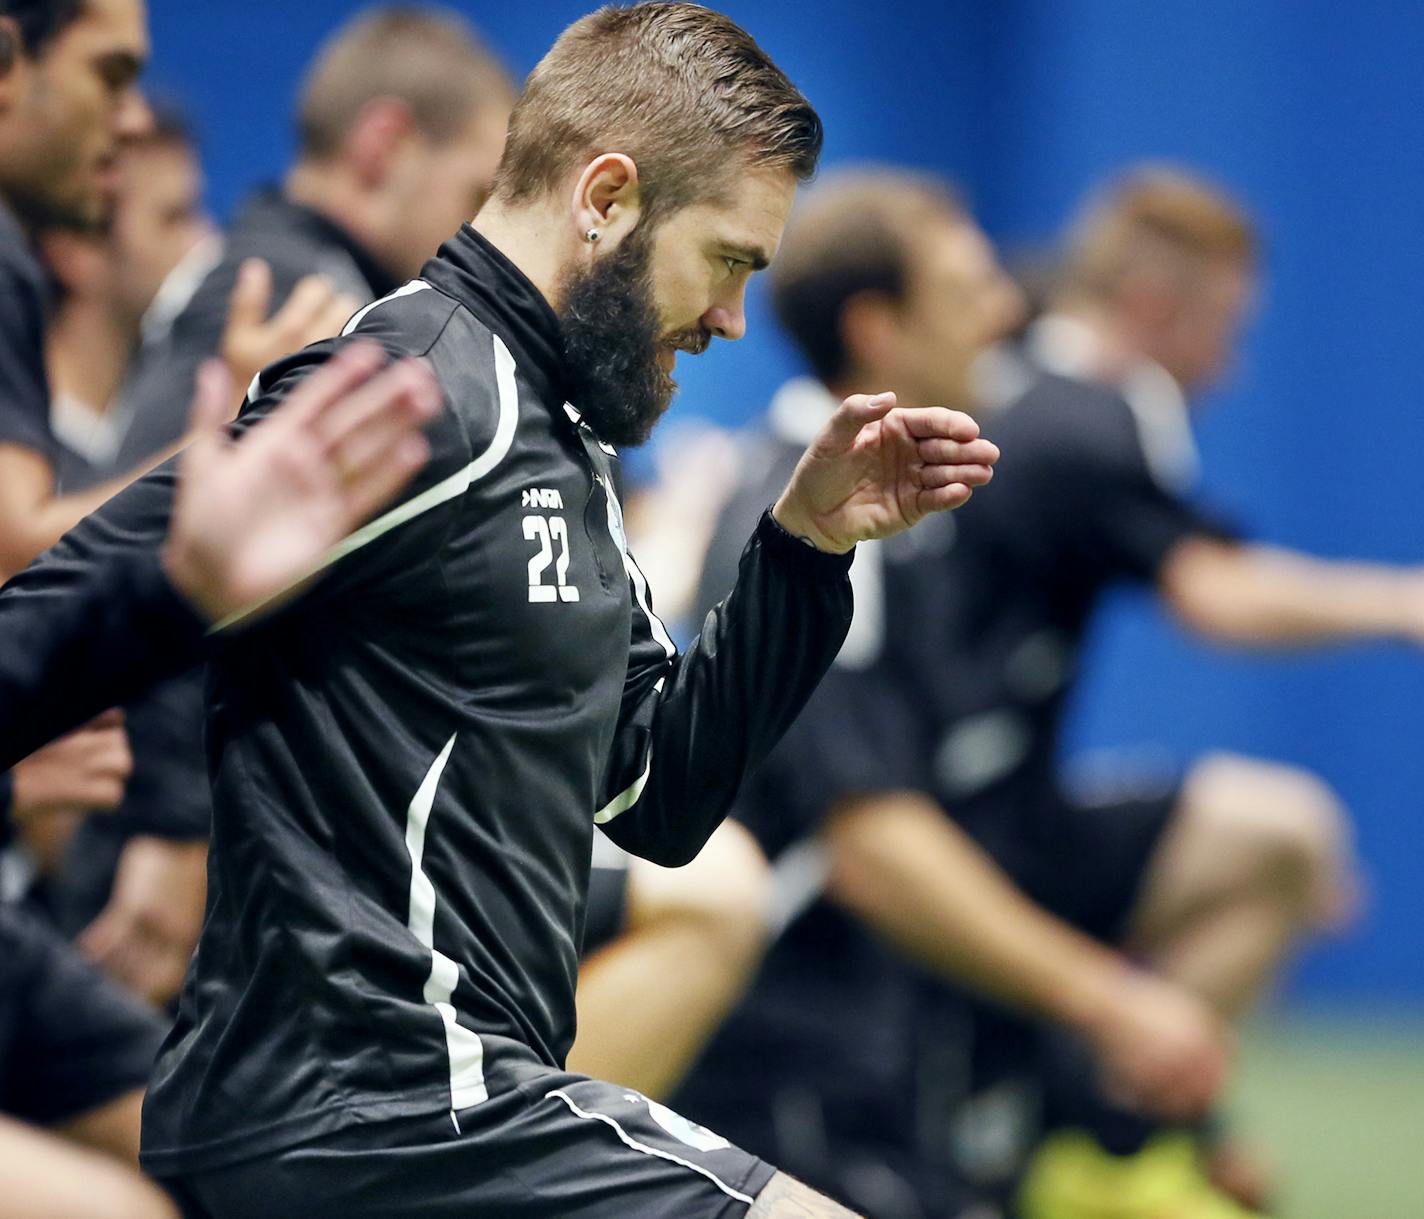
[1229,1013,1424,1218]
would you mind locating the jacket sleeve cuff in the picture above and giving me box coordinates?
[755,508,856,575]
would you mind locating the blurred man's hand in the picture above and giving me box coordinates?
[162,342,439,624]
[1086,968,1232,1121]
[79,835,208,1007]
[11,710,132,824]
[220,259,358,412]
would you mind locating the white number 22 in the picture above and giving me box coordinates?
[523,514,580,603]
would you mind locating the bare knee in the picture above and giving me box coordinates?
[1183,753,1354,920]
[748,1170,864,1217]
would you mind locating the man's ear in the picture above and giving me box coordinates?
[343,96,417,188]
[570,153,642,251]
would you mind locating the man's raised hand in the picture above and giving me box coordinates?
[772,392,999,554]
[161,341,440,625]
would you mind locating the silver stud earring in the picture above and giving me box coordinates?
[584,228,601,243]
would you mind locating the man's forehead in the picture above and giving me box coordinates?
[711,168,799,263]
[68,0,150,59]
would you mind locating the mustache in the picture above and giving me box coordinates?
[664,327,712,357]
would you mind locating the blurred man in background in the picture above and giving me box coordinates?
[1,3,438,1216]
[0,1,185,1214]
[970,167,1424,1215]
[20,109,352,1009]
[673,169,1234,1219]
[680,163,1424,1219]
[114,5,515,464]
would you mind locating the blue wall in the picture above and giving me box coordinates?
[146,1,1424,1003]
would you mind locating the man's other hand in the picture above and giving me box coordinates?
[772,392,998,553]
[11,710,132,824]
[1086,968,1232,1122]
[79,835,208,1008]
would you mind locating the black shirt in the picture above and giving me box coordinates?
[0,201,55,466]
[0,227,854,1173]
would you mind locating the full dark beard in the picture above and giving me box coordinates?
[555,227,676,449]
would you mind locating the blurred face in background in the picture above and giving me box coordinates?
[377,103,510,278]
[107,136,212,327]
[874,215,1025,410]
[1139,256,1255,395]
[0,0,149,230]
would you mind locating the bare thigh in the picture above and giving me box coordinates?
[0,1112,178,1219]
[747,1171,863,1218]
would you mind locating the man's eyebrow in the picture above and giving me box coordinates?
[723,242,772,271]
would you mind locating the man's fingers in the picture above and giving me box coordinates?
[337,434,433,527]
[916,437,1000,467]
[226,259,273,333]
[917,483,974,513]
[315,295,359,343]
[270,275,338,338]
[326,376,441,490]
[310,357,442,456]
[918,462,994,489]
[826,391,897,443]
[179,360,237,483]
[896,406,982,443]
[267,341,388,435]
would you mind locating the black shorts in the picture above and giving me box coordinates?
[966,783,1181,945]
[0,904,166,1124]
[163,1071,776,1219]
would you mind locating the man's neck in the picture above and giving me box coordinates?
[284,161,393,279]
[471,199,572,313]
[47,299,134,413]
[1044,300,1141,383]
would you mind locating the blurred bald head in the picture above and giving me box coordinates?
[773,168,1023,410]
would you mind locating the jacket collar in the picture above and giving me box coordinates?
[420,225,571,408]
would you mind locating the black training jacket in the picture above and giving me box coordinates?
[0,226,853,1173]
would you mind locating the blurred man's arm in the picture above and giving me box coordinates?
[0,347,437,770]
[1160,535,1424,645]
[568,821,771,1100]
[825,791,1228,1120]
[0,264,355,581]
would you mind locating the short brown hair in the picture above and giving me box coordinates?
[493,3,822,219]
[1061,165,1258,302]
[297,6,513,160]
[772,168,964,384]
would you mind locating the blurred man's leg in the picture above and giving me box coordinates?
[570,820,771,1100]
[1127,752,1356,1014]
[0,1113,179,1219]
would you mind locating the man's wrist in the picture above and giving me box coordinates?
[770,493,852,555]
[1055,950,1137,1037]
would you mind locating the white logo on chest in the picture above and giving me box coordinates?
[522,487,565,511]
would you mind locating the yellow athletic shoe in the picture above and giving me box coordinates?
[1016,1130,1267,1219]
